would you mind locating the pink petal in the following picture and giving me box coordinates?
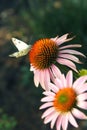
[49,83,59,93]
[77,83,87,94]
[54,78,63,89]
[57,58,78,72]
[44,69,50,91]
[77,101,87,110]
[39,69,50,90]
[44,111,58,124]
[56,33,68,45]
[34,70,40,87]
[68,112,78,128]
[51,112,59,129]
[59,49,85,57]
[39,102,53,109]
[39,70,46,89]
[49,68,55,82]
[41,107,55,119]
[51,64,61,78]
[66,71,73,87]
[77,93,87,101]
[41,96,54,102]
[43,91,55,97]
[59,44,82,50]
[73,76,87,89]
[60,74,67,87]
[56,33,73,46]
[58,53,82,63]
[72,108,87,119]
[56,115,63,130]
[62,114,68,130]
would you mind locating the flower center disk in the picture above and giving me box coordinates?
[29,39,58,70]
[53,88,76,112]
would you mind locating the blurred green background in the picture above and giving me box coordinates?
[0,0,87,130]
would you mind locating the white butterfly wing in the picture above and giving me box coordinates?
[9,38,31,58]
[12,38,29,51]
[9,47,31,58]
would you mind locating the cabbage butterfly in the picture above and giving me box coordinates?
[9,38,31,58]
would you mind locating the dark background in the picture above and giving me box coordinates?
[0,0,87,130]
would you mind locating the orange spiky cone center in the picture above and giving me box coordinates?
[29,39,58,70]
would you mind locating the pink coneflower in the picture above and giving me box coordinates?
[40,71,87,130]
[9,34,85,90]
[29,34,85,90]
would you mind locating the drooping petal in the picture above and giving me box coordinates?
[39,102,53,109]
[49,68,55,82]
[39,70,50,90]
[59,49,85,57]
[68,112,78,128]
[58,53,82,64]
[34,70,40,87]
[39,70,45,89]
[44,69,50,91]
[66,70,73,87]
[77,101,87,110]
[72,108,87,119]
[59,44,82,50]
[57,58,78,72]
[41,107,55,119]
[51,64,61,78]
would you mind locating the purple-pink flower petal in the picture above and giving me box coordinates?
[39,102,53,109]
[59,49,85,57]
[51,112,59,129]
[72,108,87,119]
[68,112,78,128]
[77,101,87,110]
[57,58,78,72]
[49,83,59,93]
[62,114,68,130]
[66,70,73,87]
[76,83,87,94]
[73,76,87,89]
[58,53,82,63]
[44,111,57,124]
[56,115,63,130]
[41,107,55,119]
[41,96,54,102]
[59,44,81,50]
[77,93,87,101]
